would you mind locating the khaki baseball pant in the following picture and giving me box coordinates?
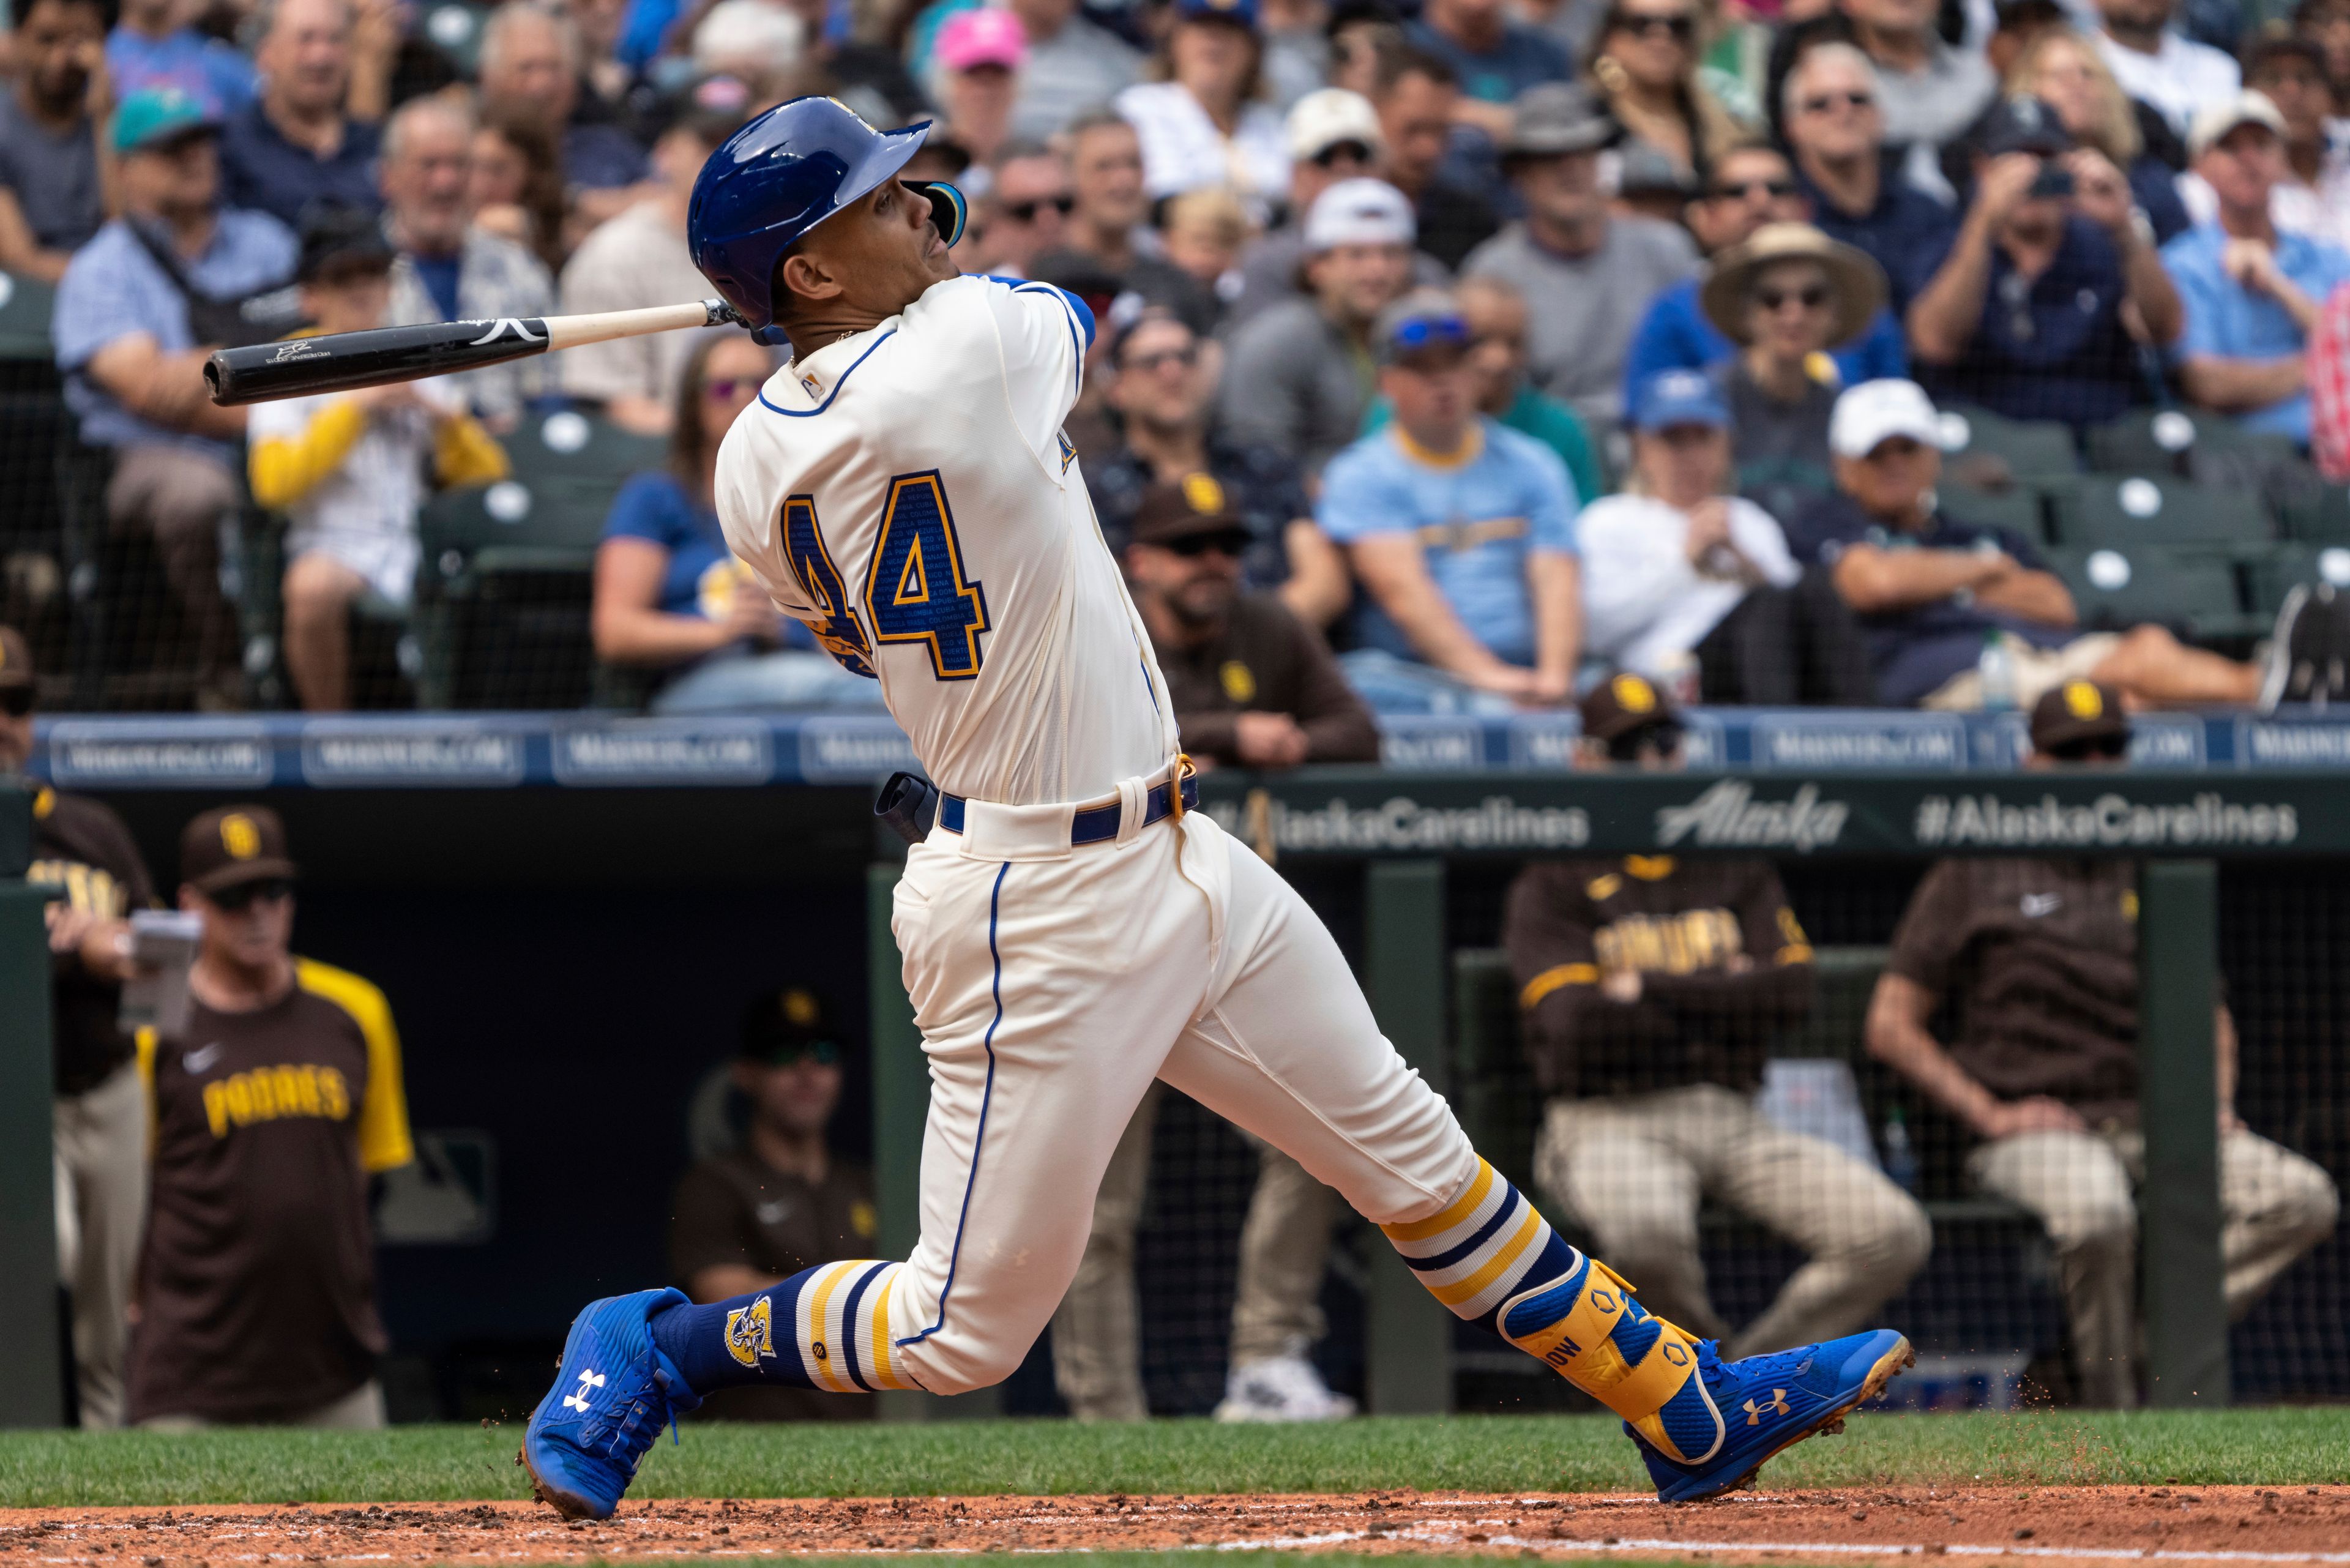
[53,1062,147,1429]
[1535,1083,1932,1360]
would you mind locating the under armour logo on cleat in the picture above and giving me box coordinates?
[1742,1389,1791,1425]
[561,1370,606,1413]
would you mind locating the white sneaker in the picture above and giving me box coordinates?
[1212,1354,1359,1423]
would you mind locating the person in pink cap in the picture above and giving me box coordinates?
[933,7,1027,171]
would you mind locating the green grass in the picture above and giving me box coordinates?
[0,1408,2335,1510]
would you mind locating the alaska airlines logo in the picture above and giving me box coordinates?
[1656,780,1848,853]
[465,318,546,347]
[725,1294,775,1366]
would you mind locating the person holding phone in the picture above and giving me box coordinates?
[1904,95,2182,429]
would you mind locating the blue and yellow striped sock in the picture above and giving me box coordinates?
[1382,1159,1721,1465]
[650,1261,919,1395]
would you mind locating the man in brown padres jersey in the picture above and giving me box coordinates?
[129,805,414,1427]
[1869,681,2339,1406]
[1,624,158,1428]
[1507,674,1931,1356]
[669,987,879,1421]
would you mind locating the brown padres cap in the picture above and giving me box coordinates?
[181,803,300,894]
[2029,679,2130,754]
[0,624,32,689]
[1580,670,1680,743]
[1131,472,1245,547]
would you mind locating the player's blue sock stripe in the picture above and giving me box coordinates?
[897,860,1011,1350]
[1402,1183,1521,1274]
[650,1272,820,1392]
[835,1261,889,1393]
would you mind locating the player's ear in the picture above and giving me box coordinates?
[777,250,845,308]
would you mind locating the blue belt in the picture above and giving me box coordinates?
[939,771,1199,845]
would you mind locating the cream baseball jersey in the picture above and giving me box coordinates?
[715,274,1179,806]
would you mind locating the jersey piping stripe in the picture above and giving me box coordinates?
[835,1261,887,1392]
[895,859,1011,1351]
[1012,282,1084,398]
[758,330,898,418]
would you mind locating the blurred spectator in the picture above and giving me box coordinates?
[1222,177,1414,474]
[984,141,1076,278]
[2299,0,2350,106]
[106,0,255,116]
[559,83,748,433]
[379,94,557,427]
[1037,110,1217,327]
[248,211,506,711]
[2004,27,2191,243]
[1368,272,1608,510]
[670,986,878,1422]
[1843,0,1994,157]
[1704,222,1887,519]
[53,86,297,704]
[1406,0,1570,141]
[1622,141,1908,409]
[1511,675,1927,1357]
[220,0,387,230]
[1908,97,2182,428]
[1229,86,1417,324]
[1464,83,1699,429]
[479,1,652,227]
[1869,684,2340,1406]
[1781,42,1955,316]
[594,332,885,711]
[2180,35,2350,253]
[1116,0,1289,211]
[568,0,635,116]
[933,6,1023,171]
[468,106,567,273]
[690,1,806,94]
[1258,0,1330,109]
[2310,281,2350,480]
[1125,476,1379,767]
[1319,289,1582,712]
[0,0,110,283]
[2,625,157,1428]
[2163,91,2350,446]
[1368,45,1500,270]
[1586,0,1743,185]
[1007,0,1142,144]
[1095,308,1346,624]
[1611,140,1703,225]
[1788,379,2311,709]
[2091,0,2237,138]
[1158,185,1249,310]
[129,805,413,1428]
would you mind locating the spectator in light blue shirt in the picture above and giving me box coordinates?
[107,0,256,116]
[1318,289,1583,715]
[2163,89,2350,444]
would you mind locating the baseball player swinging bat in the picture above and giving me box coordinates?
[203,298,748,406]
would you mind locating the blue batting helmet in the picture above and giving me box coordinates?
[688,97,967,332]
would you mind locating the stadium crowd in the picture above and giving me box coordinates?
[6,0,2350,716]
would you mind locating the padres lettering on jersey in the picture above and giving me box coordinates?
[717,275,1179,806]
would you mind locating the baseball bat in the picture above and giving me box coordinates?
[203,298,748,406]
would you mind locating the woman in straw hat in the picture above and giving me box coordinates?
[1698,220,1888,520]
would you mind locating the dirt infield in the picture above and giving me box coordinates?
[2,1486,2344,1564]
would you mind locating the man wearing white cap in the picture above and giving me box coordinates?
[1786,379,2334,709]
[1222,177,1419,472]
[1231,88,1438,326]
[2161,90,2350,446]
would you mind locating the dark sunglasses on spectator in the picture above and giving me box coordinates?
[1617,12,1696,40]
[1802,89,1876,114]
[1755,283,1830,312]
[1606,724,1683,763]
[705,378,758,401]
[1312,139,1375,168]
[1125,345,1199,373]
[2046,734,2128,763]
[1711,177,1796,201]
[0,686,30,718]
[1006,194,1075,222]
[1167,527,1254,558]
[210,878,294,911]
[754,1040,841,1067]
[1390,313,1471,352]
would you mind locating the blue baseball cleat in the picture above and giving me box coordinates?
[521,1288,703,1520]
[1626,1329,1914,1503]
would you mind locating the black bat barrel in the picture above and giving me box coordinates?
[204,316,554,406]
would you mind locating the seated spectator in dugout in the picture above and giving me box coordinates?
[1868,681,2339,1407]
[1699,221,1890,520]
[670,987,878,1422]
[2163,91,2350,447]
[248,210,507,712]
[1318,290,1583,715]
[1508,675,1930,1358]
[1906,97,2183,430]
[129,805,413,1428]
[1788,379,2333,710]
[1125,476,1380,771]
[594,332,886,712]
[1581,371,1876,705]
